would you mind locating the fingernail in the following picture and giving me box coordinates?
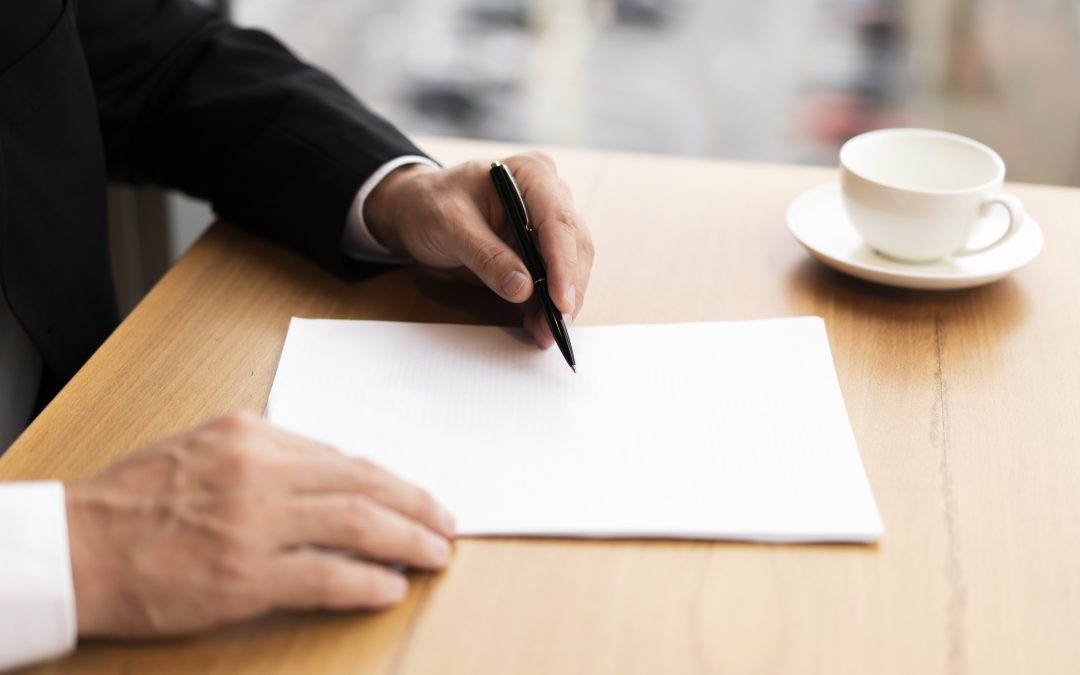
[562,312,574,326]
[501,270,528,299]
[440,509,457,536]
[428,534,452,566]
[564,284,577,314]
[388,574,409,601]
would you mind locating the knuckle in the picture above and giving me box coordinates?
[404,524,429,557]
[554,208,580,231]
[234,591,272,618]
[581,233,597,260]
[218,585,271,620]
[214,410,262,437]
[344,497,377,540]
[309,561,344,603]
[319,442,344,457]
[464,158,489,175]
[352,456,377,475]
[352,570,387,604]
[219,446,264,485]
[559,177,574,199]
[524,151,556,170]
[538,208,579,238]
[413,488,442,524]
[474,241,511,277]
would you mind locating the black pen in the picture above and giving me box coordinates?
[489,161,577,372]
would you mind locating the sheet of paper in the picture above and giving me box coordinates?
[266,317,883,543]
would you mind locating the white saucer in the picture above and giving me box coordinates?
[786,183,1044,290]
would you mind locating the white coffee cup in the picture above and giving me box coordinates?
[839,128,1025,262]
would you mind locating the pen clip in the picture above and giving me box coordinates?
[491,161,546,281]
[491,162,531,231]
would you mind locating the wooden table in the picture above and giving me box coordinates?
[4,138,1079,674]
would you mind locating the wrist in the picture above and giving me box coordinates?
[65,488,112,637]
[364,163,438,257]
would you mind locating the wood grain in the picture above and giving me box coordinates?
[3,137,1077,674]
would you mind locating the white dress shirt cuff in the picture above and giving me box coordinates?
[0,482,76,671]
[343,155,441,264]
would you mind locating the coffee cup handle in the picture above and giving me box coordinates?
[955,193,1025,256]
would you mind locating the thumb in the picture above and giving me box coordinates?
[449,217,533,304]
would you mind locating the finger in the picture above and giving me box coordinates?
[268,549,410,611]
[276,450,455,538]
[446,203,533,304]
[255,419,342,460]
[254,422,453,538]
[504,153,583,316]
[571,235,594,321]
[276,494,451,570]
[536,220,578,316]
[522,299,555,349]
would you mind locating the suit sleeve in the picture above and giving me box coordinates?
[75,0,427,273]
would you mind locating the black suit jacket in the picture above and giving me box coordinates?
[0,0,424,404]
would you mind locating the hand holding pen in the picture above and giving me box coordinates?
[364,152,595,353]
[490,161,578,370]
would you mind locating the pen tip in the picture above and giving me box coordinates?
[571,365,577,373]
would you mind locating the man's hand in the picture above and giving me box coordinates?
[365,153,595,348]
[66,412,454,638]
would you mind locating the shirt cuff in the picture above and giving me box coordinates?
[342,155,441,264]
[0,482,77,671]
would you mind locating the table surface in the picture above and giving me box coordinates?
[3,137,1078,675]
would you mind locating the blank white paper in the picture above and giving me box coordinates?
[266,318,883,543]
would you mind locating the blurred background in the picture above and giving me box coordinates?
[114,0,1080,310]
